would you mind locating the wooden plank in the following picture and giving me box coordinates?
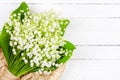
[1,12,120,45]
[69,18,120,32]
[64,32,120,45]
[71,46,120,59]
[1,4,120,17]
[29,5,120,17]
[64,18,120,45]
[1,5,120,45]
[1,0,120,4]
[0,0,52,3]
[60,60,120,80]
[2,17,120,32]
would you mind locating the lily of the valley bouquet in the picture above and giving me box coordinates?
[0,2,75,80]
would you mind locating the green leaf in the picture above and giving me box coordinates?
[0,2,75,77]
[0,24,11,62]
[57,41,76,63]
[11,2,29,21]
[15,64,36,77]
[63,41,76,50]
[57,52,72,64]
[0,2,30,76]
[59,19,70,36]
[12,2,28,14]
[0,31,1,48]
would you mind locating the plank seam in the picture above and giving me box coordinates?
[75,45,120,46]
[70,58,120,60]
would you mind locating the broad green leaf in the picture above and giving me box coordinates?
[57,41,76,63]
[59,19,70,36]
[0,24,11,62]
[0,2,30,76]
[63,40,76,50]
[0,2,75,77]
[12,2,29,14]
[11,2,29,22]
[0,31,1,47]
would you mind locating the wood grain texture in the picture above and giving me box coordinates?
[60,60,120,80]
[72,46,120,59]
[0,1,120,80]
[1,15,120,45]
[1,0,120,4]
[1,3,120,17]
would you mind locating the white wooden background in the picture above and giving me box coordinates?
[1,0,120,80]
